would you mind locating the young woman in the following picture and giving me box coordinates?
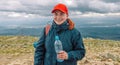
[34,3,85,65]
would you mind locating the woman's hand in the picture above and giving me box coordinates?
[57,51,68,60]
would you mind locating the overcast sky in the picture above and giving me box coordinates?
[0,0,120,21]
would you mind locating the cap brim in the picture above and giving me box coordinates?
[51,9,66,14]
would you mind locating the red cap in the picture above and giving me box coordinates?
[51,3,68,15]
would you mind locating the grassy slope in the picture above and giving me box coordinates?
[0,36,120,65]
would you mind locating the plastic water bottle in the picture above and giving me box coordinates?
[54,36,64,62]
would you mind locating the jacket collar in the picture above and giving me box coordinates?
[52,18,74,33]
[52,18,74,29]
[52,20,69,30]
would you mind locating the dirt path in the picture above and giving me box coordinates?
[0,53,34,65]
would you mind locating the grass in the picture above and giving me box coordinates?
[84,38,120,53]
[0,36,120,65]
[0,36,37,55]
[80,38,120,64]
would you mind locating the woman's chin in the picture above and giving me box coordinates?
[56,23,62,25]
[55,21,64,25]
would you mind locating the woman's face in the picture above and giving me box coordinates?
[53,10,68,25]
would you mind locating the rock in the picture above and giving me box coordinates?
[108,59,113,62]
[84,60,90,64]
[104,62,114,65]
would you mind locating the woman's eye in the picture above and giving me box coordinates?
[61,14,65,16]
[54,13,57,16]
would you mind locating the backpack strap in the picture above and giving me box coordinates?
[33,24,51,48]
[45,24,51,36]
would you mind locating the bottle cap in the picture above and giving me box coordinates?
[55,36,59,40]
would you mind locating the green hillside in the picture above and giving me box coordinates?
[0,36,120,65]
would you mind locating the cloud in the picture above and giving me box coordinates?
[68,0,120,13]
[0,0,120,18]
[0,0,26,10]
[88,0,120,13]
[69,12,120,18]
[0,11,48,19]
[101,0,120,3]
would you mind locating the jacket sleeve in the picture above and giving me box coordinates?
[67,29,86,61]
[34,28,45,65]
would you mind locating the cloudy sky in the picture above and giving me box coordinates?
[0,0,120,23]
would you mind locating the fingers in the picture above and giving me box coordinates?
[57,51,68,60]
[58,51,64,54]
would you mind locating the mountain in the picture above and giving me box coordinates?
[0,16,120,40]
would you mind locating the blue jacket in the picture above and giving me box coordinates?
[34,20,85,65]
